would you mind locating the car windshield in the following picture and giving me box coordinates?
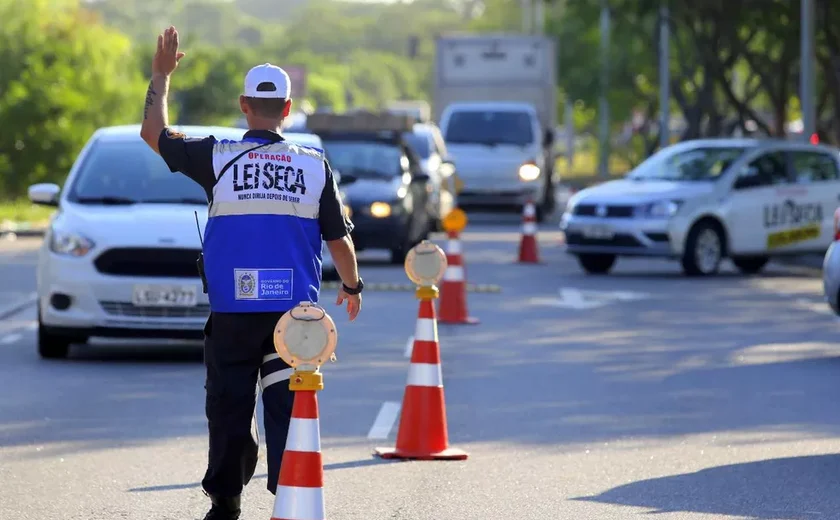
[444,110,534,146]
[67,138,211,204]
[627,146,749,181]
[403,132,431,158]
[321,140,402,178]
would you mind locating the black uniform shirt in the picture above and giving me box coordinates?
[156,128,354,241]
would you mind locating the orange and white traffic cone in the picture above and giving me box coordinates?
[517,199,540,263]
[375,288,468,461]
[439,230,479,325]
[271,388,325,520]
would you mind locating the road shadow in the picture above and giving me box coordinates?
[127,458,393,493]
[575,454,840,520]
[437,270,840,447]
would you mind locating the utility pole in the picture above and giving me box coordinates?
[598,0,611,179]
[534,0,545,35]
[800,0,816,142]
[658,1,670,149]
[522,0,533,33]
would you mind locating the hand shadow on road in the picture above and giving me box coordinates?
[574,454,840,520]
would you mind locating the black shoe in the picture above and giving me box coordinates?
[202,495,241,520]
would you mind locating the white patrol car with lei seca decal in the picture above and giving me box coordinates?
[560,138,840,276]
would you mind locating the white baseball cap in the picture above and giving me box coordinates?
[243,63,291,99]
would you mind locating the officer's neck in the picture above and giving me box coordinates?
[248,124,282,133]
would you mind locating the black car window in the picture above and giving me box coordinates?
[443,110,534,146]
[68,138,212,203]
[628,146,748,182]
[790,151,840,183]
[734,151,791,189]
[321,140,403,179]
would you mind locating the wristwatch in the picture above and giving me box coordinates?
[342,277,364,295]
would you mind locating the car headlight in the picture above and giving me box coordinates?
[49,230,95,256]
[636,200,682,219]
[369,202,392,218]
[518,163,540,182]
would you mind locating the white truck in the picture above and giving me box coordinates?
[433,34,558,218]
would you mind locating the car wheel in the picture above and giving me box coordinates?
[577,253,616,274]
[37,325,71,360]
[731,255,769,275]
[682,220,724,276]
[37,310,84,359]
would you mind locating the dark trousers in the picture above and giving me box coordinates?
[201,312,295,498]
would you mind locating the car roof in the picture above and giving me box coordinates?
[444,101,537,113]
[92,124,246,142]
[283,132,323,148]
[669,137,840,154]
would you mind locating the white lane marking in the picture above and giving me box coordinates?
[0,292,37,319]
[367,401,401,440]
[404,335,414,358]
[531,288,651,310]
[1,333,22,344]
[794,298,834,315]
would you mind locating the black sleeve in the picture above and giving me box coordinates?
[319,159,354,241]
[157,128,217,194]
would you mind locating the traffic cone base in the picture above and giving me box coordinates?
[374,298,468,461]
[271,390,326,520]
[374,446,469,460]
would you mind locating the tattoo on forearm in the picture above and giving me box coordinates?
[143,80,156,120]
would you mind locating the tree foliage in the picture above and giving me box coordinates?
[3,0,840,198]
[0,0,145,198]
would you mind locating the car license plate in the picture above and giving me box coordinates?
[132,285,197,307]
[581,225,615,240]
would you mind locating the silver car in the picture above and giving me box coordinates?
[823,207,840,314]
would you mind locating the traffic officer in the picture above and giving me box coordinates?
[139,27,364,520]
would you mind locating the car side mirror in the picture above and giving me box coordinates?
[543,129,554,147]
[28,183,61,207]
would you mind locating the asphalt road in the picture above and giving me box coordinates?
[2,212,840,520]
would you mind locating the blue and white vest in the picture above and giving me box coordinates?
[203,137,327,313]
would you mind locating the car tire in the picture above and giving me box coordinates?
[37,309,85,360]
[37,325,71,360]
[577,253,616,274]
[682,220,725,276]
[731,255,769,275]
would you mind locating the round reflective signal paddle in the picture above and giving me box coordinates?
[404,240,448,289]
[273,301,338,391]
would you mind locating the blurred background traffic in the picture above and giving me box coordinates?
[2,0,837,225]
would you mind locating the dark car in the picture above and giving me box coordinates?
[315,130,434,264]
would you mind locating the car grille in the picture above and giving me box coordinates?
[94,248,202,278]
[99,301,210,319]
[564,231,643,248]
[573,204,635,218]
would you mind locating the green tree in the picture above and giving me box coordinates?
[0,0,146,198]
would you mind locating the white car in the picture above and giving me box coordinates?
[561,138,840,276]
[28,125,340,359]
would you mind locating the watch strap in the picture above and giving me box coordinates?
[342,278,363,295]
